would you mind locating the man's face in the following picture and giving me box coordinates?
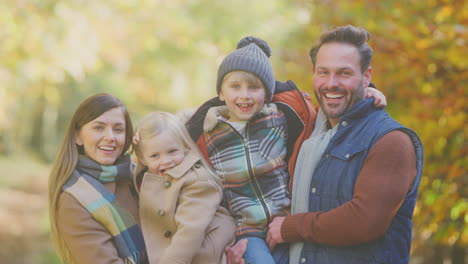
[313,42,372,127]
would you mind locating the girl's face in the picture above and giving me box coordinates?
[219,71,266,122]
[139,130,186,175]
[75,107,126,165]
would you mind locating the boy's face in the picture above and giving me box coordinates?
[219,71,266,122]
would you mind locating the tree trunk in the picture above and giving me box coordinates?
[451,244,465,264]
[29,96,46,160]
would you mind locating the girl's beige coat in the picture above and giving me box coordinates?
[137,151,235,264]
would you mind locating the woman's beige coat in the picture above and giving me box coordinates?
[137,151,235,264]
[57,179,140,264]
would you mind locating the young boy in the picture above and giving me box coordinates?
[186,36,386,263]
[187,36,311,263]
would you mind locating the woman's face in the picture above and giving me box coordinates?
[75,107,126,165]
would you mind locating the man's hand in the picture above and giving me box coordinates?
[366,87,387,108]
[225,238,247,264]
[266,216,286,251]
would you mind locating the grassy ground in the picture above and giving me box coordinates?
[0,155,59,264]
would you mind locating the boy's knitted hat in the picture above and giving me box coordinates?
[216,36,275,102]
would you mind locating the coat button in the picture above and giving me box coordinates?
[164,231,172,238]
[341,121,348,127]
[311,187,316,193]
[300,257,307,263]
[164,181,171,188]
[194,162,201,169]
[158,210,165,216]
[345,154,350,158]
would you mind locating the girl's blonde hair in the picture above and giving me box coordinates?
[48,93,133,264]
[133,112,218,184]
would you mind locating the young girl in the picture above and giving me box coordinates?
[132,112,235,264]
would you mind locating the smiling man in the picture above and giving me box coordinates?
[266,25,424,264]
[313,41,370,126]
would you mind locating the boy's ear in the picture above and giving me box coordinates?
[219,92,225,102]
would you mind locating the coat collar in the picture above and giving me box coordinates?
[143,151,201,180]
[203,103,279,132]
[166,151,201,179]
[341,98,380,122]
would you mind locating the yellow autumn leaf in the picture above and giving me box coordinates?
[435,6,454,23]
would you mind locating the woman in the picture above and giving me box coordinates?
[48,93,148,264]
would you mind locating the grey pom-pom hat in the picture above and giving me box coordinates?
[216,36,275,102]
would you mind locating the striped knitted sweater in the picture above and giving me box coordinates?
[202,103,290,238]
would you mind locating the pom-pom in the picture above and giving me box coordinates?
[236,36,271,58]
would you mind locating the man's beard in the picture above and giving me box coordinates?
[315,78,366,120]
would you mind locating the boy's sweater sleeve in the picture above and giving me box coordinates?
[281,131,416,245]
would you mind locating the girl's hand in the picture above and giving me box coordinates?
[366,87,387,108]
[225,239,247,264]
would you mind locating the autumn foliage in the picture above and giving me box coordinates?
[0,0,466,263]
[275,0,467,262]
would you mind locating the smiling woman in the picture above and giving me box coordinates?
[48,93,148,264]
[75,107,127,165]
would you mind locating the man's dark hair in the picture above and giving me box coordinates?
[309,25,373,73]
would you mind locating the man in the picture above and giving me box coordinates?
[266,25,424,264]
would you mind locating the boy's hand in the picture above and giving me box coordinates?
[225,239,247,264]
[267,216,285,251]
[366,87,387,108]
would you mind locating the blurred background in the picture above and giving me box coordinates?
[0,0,466,263]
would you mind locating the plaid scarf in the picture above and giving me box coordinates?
[289,109,338,264]
[63,154,147,264]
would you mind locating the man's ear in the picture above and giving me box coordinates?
[363,66,372,88]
